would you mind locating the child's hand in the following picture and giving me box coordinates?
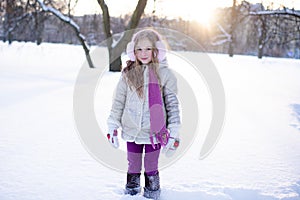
[162,138,180,157]
[107,129,119,149]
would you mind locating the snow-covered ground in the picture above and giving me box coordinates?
[0,41,300,200]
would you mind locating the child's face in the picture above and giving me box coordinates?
[135,39,153,64]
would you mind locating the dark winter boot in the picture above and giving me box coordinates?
[125,173,141,195]
[143,172,161,200]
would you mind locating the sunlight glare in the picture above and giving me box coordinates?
[156,0,219,27]
[188,6,215,27]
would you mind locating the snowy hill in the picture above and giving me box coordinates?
[0,42,300,200]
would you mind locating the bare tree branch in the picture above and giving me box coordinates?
[66,0,79,17]
[249,7,300,18]
[36,0,95,68]
[97,0,112,49]
[97,0,148,71]
[126,0,147,30]
[6,12,31,37]
[211,23,231,46]
[113,0,147,56]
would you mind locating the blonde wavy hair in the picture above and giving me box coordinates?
[123,29,163,98]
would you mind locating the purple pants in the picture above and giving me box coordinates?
[127,142,161,176]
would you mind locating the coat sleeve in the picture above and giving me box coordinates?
[162,68,181,137]
[107,74,127,134]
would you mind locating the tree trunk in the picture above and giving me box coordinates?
[34,12,44,45]
[98,0,148,72]
[258,44,263,59]
[257,22,264,59]
[109,54,122,72]
[5,0,15,43]
[98,0,116,70]
[228,0,236,57]
[257,16,266,59]
[228,41,234,57]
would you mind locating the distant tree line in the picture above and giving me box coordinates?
[0,0,300,59]
[211,1,300,59]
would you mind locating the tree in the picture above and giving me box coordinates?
[250,7,300,58]
[256,15,268,58]
[66,0,79,17]
[36,0,95,68]
[228,0,237,57]
[97,0,148,72]
[3,0,18,43]
[1,0,61,44]
[210,1,249,56]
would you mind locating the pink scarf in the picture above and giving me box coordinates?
[148,67,169,149]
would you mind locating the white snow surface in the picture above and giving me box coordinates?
[0,41,300,200]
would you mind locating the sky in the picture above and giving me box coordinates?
[74,0,300,25]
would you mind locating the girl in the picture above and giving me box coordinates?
[107,28,181,199]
